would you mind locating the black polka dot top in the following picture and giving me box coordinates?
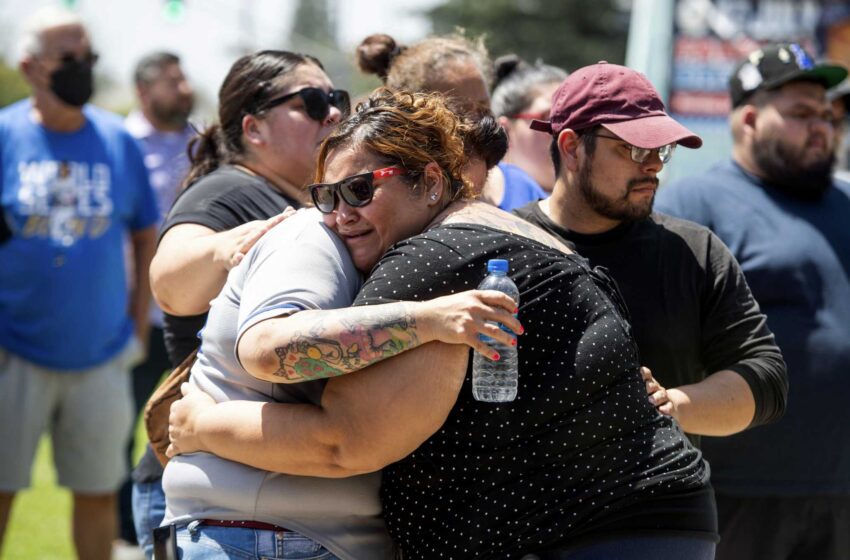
[354,225,716,559]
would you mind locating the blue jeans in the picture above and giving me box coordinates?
[176,521,341,559]
[132,479,167,559]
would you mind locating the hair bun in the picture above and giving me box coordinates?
[494,54,526,88]
[356,33,404,80]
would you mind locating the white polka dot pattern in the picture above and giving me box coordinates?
[354,225,711,559]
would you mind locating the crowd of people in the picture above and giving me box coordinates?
[0,5,848,560]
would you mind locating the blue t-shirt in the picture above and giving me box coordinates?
[0,100,158,370]
[657,160,850,496]
[497,163,548,211]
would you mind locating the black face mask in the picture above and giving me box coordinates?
[50,58,94,107]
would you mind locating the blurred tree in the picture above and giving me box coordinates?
[287,0,364,100]
[291,0,335,47]
[426,0,631,73]
[0,60,30,108]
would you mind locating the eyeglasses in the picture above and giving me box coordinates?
[310,167,409,214]
[260,87,350,122]
[592,133,677,164]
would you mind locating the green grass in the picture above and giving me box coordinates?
[1,420,149,560]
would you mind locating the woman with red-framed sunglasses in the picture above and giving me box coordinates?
[153,68,518,559]
[166,88,716,560]
[491,54,568,199]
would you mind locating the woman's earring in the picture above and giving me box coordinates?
[430,193,439,201]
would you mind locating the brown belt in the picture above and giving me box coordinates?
[199,519,290,532]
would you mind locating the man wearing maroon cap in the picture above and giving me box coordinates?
[515,62,787,443]
[657,43,850,560]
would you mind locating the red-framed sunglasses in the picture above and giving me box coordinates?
[309,167,409,214]
[509,110,549,121]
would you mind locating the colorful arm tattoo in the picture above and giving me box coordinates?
[272,303,420,382]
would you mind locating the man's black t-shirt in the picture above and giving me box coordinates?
[514,203,787,437]
[158,165,298,366]
[354,224,715,559]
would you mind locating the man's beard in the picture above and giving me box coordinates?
[752,134,834,200]
[151,98,192,129]
[577,156,658,222]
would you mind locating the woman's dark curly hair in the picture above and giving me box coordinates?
[459,112,508,170]
[315,88,475,203]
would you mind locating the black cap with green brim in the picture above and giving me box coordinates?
[729,43,848,108]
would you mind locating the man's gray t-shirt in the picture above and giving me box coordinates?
[162,209,393,560]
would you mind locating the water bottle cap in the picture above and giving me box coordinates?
[487,259,509,273]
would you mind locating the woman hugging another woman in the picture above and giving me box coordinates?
[166,89,717,560]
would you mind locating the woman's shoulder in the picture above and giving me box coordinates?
[371,219,589,290]
[429,201,572,254]
[172,166,288,214]
[184,166,267,197]
[163,167,290,234]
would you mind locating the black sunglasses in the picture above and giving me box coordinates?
[310,167,409,214]
[261,87,350,122]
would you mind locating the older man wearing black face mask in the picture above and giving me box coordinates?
[0,7,158,560]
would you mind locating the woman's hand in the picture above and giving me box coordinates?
[418,290,522,360]
[166,383,217,458]
[213,207,296,270]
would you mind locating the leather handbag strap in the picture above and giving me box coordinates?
[143,347,199,467]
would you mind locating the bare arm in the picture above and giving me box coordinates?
[150,212,289,316]
[645,368,755,435]
[168,341,469,476]
[129,226,157,348]
[237,291,520,383]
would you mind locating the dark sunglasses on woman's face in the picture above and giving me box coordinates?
[310,167,409,214]
[262,87,350,122]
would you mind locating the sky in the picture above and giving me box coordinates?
[0,0,444,112]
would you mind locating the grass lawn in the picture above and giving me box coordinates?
[1,419,148,560]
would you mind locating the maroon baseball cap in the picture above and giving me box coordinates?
[530,61,702,149]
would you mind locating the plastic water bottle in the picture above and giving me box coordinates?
[472,259,519,402]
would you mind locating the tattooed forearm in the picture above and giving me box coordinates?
[338,304,416,332]
[271,303,421,381]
